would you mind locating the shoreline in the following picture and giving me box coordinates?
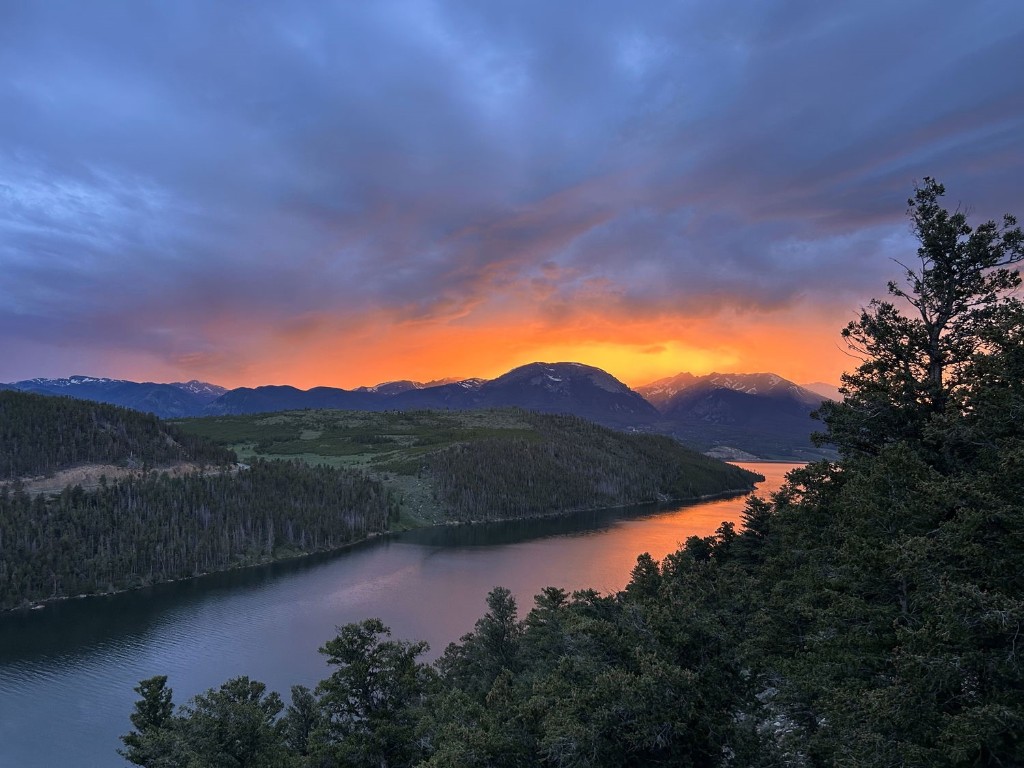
[4,482,760,615]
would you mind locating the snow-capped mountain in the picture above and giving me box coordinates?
[637,372,827,411]
[353,377,485,396]
[6,365,838,459]
[633,372,699,410]
[171,380,228,402]
[354,380,424,396]
[635,371,834,460]
[16,375,123,388]
[8,376,227,418]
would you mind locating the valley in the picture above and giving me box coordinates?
[0,391,759,611]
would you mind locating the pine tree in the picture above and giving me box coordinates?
[817,177,1023,462]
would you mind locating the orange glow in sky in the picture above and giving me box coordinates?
[1,3,1019,394]
[110,301,856,390]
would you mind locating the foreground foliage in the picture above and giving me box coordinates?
[124,181,1023,767]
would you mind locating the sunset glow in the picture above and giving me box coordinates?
[187,305,857,391]
[1,2,1020,390]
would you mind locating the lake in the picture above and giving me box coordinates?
[0,462,797,767]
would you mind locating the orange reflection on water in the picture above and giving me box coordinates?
[554,462,802,593]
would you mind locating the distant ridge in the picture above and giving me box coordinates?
[635,372,700,411]
[8,375,226,418]
[352,377,470,395]
[636,371,833,460]
[7,364,838,459]
[637,371,827,411]
[7,365,656,430]
[205,363,658,429]
[171,380,228,401]
[470,362,659,427]
[802,381,842,401]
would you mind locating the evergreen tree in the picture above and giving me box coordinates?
[119,676,182,768]
[281,685,321,759]
[818,177,1023,461]
[312,619,433,767]
[177,677,287,768]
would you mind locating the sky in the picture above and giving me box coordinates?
[1,1,1022,390]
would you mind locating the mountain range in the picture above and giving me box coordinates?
[5,364,836,460]
[9,376,227,418]
[636,372,831,461]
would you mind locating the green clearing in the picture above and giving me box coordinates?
[173,409,548,524]
[174,408,759,525]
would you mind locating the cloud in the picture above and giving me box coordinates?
[0,0,1021,385]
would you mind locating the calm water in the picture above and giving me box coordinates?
[0,462,797,767]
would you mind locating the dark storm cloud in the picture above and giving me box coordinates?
[1,0,1022,378]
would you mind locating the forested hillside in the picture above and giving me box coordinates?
[0,392,398,610]
[0,460,395,610]
[429,413,758,520]
[0,390,235,479]
[122,181,1024,767]
[177,408,760,523]
[0,391,754,611]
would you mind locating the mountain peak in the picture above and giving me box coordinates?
[701,372,790,395]
[355,377,486,396]
[637,371,828,412]
[18,375,122,388]
[170,380,228,398]
[490,361,632,395]
[354,380,423,395]
[422,376,470,388]
[477,362,657,426]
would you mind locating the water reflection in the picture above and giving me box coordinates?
[0,462,797,768]
[0,545,375,665]
[402,502,664,548]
